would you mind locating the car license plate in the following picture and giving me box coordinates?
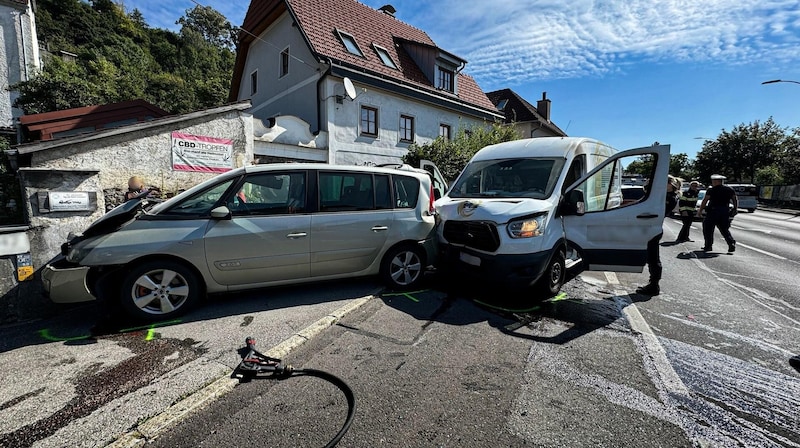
[459,251,481,266]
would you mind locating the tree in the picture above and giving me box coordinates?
[177,5,236,50]
[402,122,521,181]
[694,118,785,183]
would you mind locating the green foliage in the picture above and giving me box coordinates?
[12,0,235,117]
[754,165,783,185]
[402,122,521,181]
[694,117,786,184]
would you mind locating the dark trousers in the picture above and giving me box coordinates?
[702,208,735,249]
[646,233,663,285]
[677,212,694,241]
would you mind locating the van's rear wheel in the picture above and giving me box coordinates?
[381,245,425,290]
[534,250,565,297]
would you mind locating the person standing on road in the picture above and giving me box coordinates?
[676,181,700,242]
[636,175,680,296]
[697,174,738,253]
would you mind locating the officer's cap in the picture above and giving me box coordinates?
[710,174,726,180]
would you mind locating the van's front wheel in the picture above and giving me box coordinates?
[534,250,565,297]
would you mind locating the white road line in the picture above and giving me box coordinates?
[731,224,772,234]
[614,291,689,396]
[604,271,620,285]
[736,242,786,260]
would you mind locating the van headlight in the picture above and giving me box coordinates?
[507,213,547,238]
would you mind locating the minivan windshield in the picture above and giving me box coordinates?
[449,158,565,199]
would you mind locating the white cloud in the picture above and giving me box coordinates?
[382,0,800,87]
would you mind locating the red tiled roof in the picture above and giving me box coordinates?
[232,0,498,114]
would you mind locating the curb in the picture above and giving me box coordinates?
[107,294,374,448]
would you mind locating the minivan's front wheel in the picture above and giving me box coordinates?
[120,260,201,322]
[381,245,425,290]
[533,250,565,298]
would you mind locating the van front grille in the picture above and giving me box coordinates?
[443,221,500,252]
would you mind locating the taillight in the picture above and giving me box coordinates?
[429,183,436,214]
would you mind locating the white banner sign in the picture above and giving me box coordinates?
[171,132,234,173]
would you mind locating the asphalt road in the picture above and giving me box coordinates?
[2,207,798,447]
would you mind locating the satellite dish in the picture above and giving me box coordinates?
[343,77,357,100]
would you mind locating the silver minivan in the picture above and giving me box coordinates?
[43,163,438,321]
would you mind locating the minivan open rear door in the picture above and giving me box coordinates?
[561,144,670,272]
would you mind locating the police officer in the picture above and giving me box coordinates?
[697,174,738,253]
[676,180,700,242]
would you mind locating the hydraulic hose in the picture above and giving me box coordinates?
[235,338,356,448]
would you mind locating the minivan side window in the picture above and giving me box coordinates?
[163,179,236,216]
[229,171,306,216]
[393,175,419,208]
[375,174,392,209]
[319,172,375,211]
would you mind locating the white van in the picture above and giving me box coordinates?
[434,137,670,295]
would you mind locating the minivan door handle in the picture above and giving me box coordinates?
[636,213,659,219]
[371,226,389,232]
[286,232,308,239]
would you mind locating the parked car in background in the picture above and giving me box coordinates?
[727,183,758,212]
[43,163,439,322]
[621,185,646,206]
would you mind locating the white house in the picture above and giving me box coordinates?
[0,0,40,140]
[230,0,504,166]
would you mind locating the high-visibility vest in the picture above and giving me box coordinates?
[678,190,699,212]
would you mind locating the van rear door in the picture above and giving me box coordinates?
[561,144,670,272]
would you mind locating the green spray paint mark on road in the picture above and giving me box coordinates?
[383,289,429,302]
[38,328,91,342]
[548,292,569,302]
[119,319,182,334]
[473,300,542,314]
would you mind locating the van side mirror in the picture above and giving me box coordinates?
[210,206,232,220]
[560,190,585,216]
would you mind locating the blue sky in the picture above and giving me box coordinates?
[123,0,800,161]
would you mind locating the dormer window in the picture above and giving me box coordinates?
[496,99,508,111]
[372,44,397,69]
[437,66,454,92]
[336,30,364,57]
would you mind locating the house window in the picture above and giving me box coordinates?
[337,30,364,57]
[496,99,508,111]
[250,70,258,95]
[437,67,454,92]
[399,115,414,143]
[439,123,451,140]
[361,106,378,137]
[373,44,397,69]
[280,47,289,78]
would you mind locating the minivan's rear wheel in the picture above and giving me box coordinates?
[381,245,425,290]
[534,250,565,298]
[120,260,201,322]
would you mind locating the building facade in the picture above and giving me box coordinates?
[486,89,567,139]
[0,0,40,139]
[230,0,504,166]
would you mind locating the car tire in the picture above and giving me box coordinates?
[119,260,201,322]
[534,249,565,298]
[381,244,425,290]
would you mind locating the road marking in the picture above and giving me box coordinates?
[736,242,786,260]
[614,291,690,396]
[731,224,772,234]
[604,272,620,285]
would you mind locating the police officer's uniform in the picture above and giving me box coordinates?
[701,174,737,252]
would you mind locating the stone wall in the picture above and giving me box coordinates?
[0,106,254,323]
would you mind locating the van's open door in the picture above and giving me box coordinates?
[561,144,670,272]
[420,160,448,200]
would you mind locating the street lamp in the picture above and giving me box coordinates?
[762,79,800,85]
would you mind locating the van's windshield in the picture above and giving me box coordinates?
[449,158,566,199]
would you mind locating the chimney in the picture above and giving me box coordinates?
[536,91,551,122]
[378,4,396,17]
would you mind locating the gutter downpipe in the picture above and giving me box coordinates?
[316,57,333,134]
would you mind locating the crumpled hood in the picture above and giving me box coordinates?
[435,197,553,224]
[81,198,144,238]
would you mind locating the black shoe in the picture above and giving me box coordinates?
[635,284,660,296]
[700,246,712,252]
[728,243,736,253]
[790,355,800,373]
